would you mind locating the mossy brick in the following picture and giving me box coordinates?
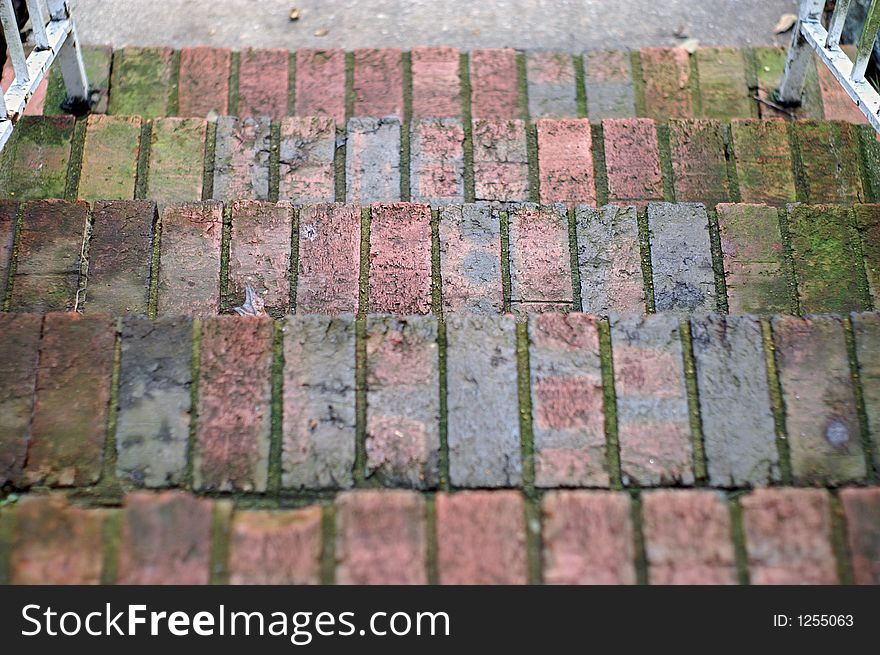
[10,496,107,584]
[335,490,427,584]
[858,128,880,203]
[794,121,864,204]
[116,315,192,488]
[77,115,142,203]
[352,48,404,118]
[147,118,207,206]
[366,316,440,488]
[469,48,520,120]
[108,47,174,118]
[368,202,432,314]
[295,203,361,314]
[840,487,880,585]
[816,45,867,124]
[229,507,323,584]
[772,315,866,485]
[642,490,737,584]
[695,48,753,120]
[85,200,156,315]
[117,491,213,584]
[529,314,608,487]
[730,119,796,205]
[436,491,527,584]
[536,118,596,205]
[526,52,578,119]
[576,205,645,315]
[855,205,880,304]
[45,45,112,115]
[787,204,868,313]
[741,488,837,584]
[157,202,223,316]
[438,204,503,314]
[228,200,294,317]
[279,116,336,204]
[852,312,880,472]
[584,50,636,120]
[0,201,15,293]
[446,314,521,487]
[638,48,693,120]
[411,47,462,119]
[691,315,779,487]
[238,48,289,120]
[294,49,345,124]
[213,116,272,201]
[508,204,572,313]
[668,119,731,206]
[195,316,273,492]
[610,314,693,486]
[25,313,115,487]
[716,203,790,315]
[410,119,465,205]
[602,118,663,205]
[752,47,822,120]
[282,315,356,490]
[177,47,231,117]
[472,119,529,202]
[0,115,74,200]
[0,314,41,486]
[542,491,636,584]
[648,202,716,314]
[345,117,401,204]
[9,199,87,313]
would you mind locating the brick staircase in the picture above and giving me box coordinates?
[1,44,879,586]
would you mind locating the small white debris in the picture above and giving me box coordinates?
[234,287,267,317]
[774,13,797,35]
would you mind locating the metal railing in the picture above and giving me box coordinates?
[0,0,89,151]
[778,0,880,132]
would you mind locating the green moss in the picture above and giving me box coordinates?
[100,509,122,584]
[630,51,647,117]
[209,500,233,584]
[598,319,622,490]
[425,495,439,584]
[844,317,880,484]
[45,46,113,115]
[629,491,648,585]
[267,321,286,494]
[228,51,241,115]
[108,48,175,118]
[573,54,588,118]
[500,210,512,312]
[655,121,676,203]
[516,321,535,497]
[679,320,708,485]
[459,52,476,203]
[320,504,336,584]
[134,121,153,200]
[761,318,793,485]
[706,207,729,314]
[268,121,281,202]
[590,121,609,206]
[727,493,751,585]
[64,118,88,201]
[829,492,854,585]
[636,207,656,313]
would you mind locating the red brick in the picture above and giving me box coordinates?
[229,507,323,585]
[536,118,596,205]
[639,48,693,119]
[472,119,529,202]
[526,52,578,118]
[335,490,427,584]
[741,488,838,585]
[238,48,289,120]
[584,50,636,119]
[411,47,461,119]
[840,488,880,585]
[0,314,40,486]
[439,205,503,314]
[279,116,336,203]
[542,491,635,584]
[410,119,465,205]
[730,119,796,205]
[77,115,142,203]
[118,491,213,585]
[368,203,432,314]
[26,313,115,487]
[668,119,731,206]
[508,205,572,313]
[436,491,527,585]
[295,49,346,124]
[178,47,231,117]
[353,48,403,118]
[147,118,207,206]
[602,118,663,205]
[470,48,520,120]
[195,317,273,492]
[817,46,868,124]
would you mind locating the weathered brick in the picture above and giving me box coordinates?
[542,491,636,584]
[695,48,752,119]
[410,119,465,205]
[345,117,401,204]
[411,47,461,119]
[238,48,289,120]
[741,488,837,584]
[639,48,693,119]
[335,490,426,584]
[436,491,527,584]
[147,118,207,205]
[177,47,231,117]
[352,48,403,118]
[446,314,521,487]
[45,45,112,115]
[294,49,346,124]
[508,204,572,313]
[852,312,880,471]
[536,118,596,205]
[668,119,731,206]
[469,48,520,120]
[116,315,192,487]
[26,313,114,487]
[611,314,693,486]
[279,116,336,203]
[85,200,156,315]
[602,118,663,205]
[753,47,823,120]
[0,314,41,486]
[0,200,15,293]
[856,205,880,303]
[691,315,779,487]
[584,50,636,120]
[648,202,716,314]
[118,491,213,584]
[817,46,867,124]
[366,316,440,488]
[9,200,86,313]
[282,315,356,489]
[195,316,273,492]
[840,487,880,585]
[772,316,865,485]
[213,116,272,201]
[229,507,323,585]
[108,47,174,118]
[77,115,142,203]
[527,52,578,118]
[472,119,529,202]
[0,116,74,200]
[157,201,223,316]
[368,202,432,314]
[795,121,864,204]
[730,119,796,205]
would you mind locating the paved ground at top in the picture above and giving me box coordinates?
[69,0,799,50]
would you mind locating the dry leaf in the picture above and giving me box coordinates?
[774,13,797,34]
[314,27,329,37]
[679,38,700,54]
[289,7,300,21]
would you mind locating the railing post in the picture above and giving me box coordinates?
[50,0,91,111]
[853,0,880,82]
[0,0,30,82]
[776,0,826,106]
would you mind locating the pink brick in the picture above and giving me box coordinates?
[509,205,572,313]
[369,203,432,314]
[473,119,529,202]
[279,116,336,203]
[0,314,41,486]
[295,49,346,124]
[639,47,693,119]
[353,48,403,117]
[470,49,520,119]
[536,118,596,205]
[178,47,230,116]
[238,48,289,120]
[840,487,880,585]
[411,47,461,119]
[436,491,527,585]
[603,118,664,205]
[410,119,465,205]
[439,205,503,314]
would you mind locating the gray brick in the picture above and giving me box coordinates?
[279,116,336,204]
[213,116,271,201]
[410,118,465,205]
[345,117,401,204]
[439,204,503,314]
[852,312,880,473]
[526,52,578,118]
[584,50,636,120]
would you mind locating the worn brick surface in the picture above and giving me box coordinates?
[118,491,213,585]
[795,121,864,204]
[346,117,401,204]
[852,312,880,471]
[0,200,14,293]
[0,314,40,486]
[45,45,112,115]
[26,313,114,487]
[611,314,693,486]
[436,491,527,584]
[602,118,663,205]
[526,52,577,118]
[77,115,142,203]
[840,487,880,585]
[279,116,336,204]
[668,119,731,206]
[195,317,273,492]
[753,47,823,120]
[229,507,323,585]
[730,119,796,205]
[536,118,596,205]
[294,49,346,124]
[177,47,230,117]
[469,48,520,120]
[584,50,636,120]
[472,119,529,202]
[856,205,880,303]
[439,204,503,314]
[0,116,74,200]
[282,315,356,489]
[116,315,193,487]
[695,48,752,119]
[542,491,636,584]
[352,48,403,118]
[335,490,426,584]
[368,202,432,314]
[509,204,572,312]
[773,316,865,485]
[410,119,465,205]
[213,116,272,201]
[238,48,289,120]
[741,488,837,584]
[446,314,521,487]
[108,47,174,118]
[147,118,207,205]
[639,48,693,119]
[411,47,461,119]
